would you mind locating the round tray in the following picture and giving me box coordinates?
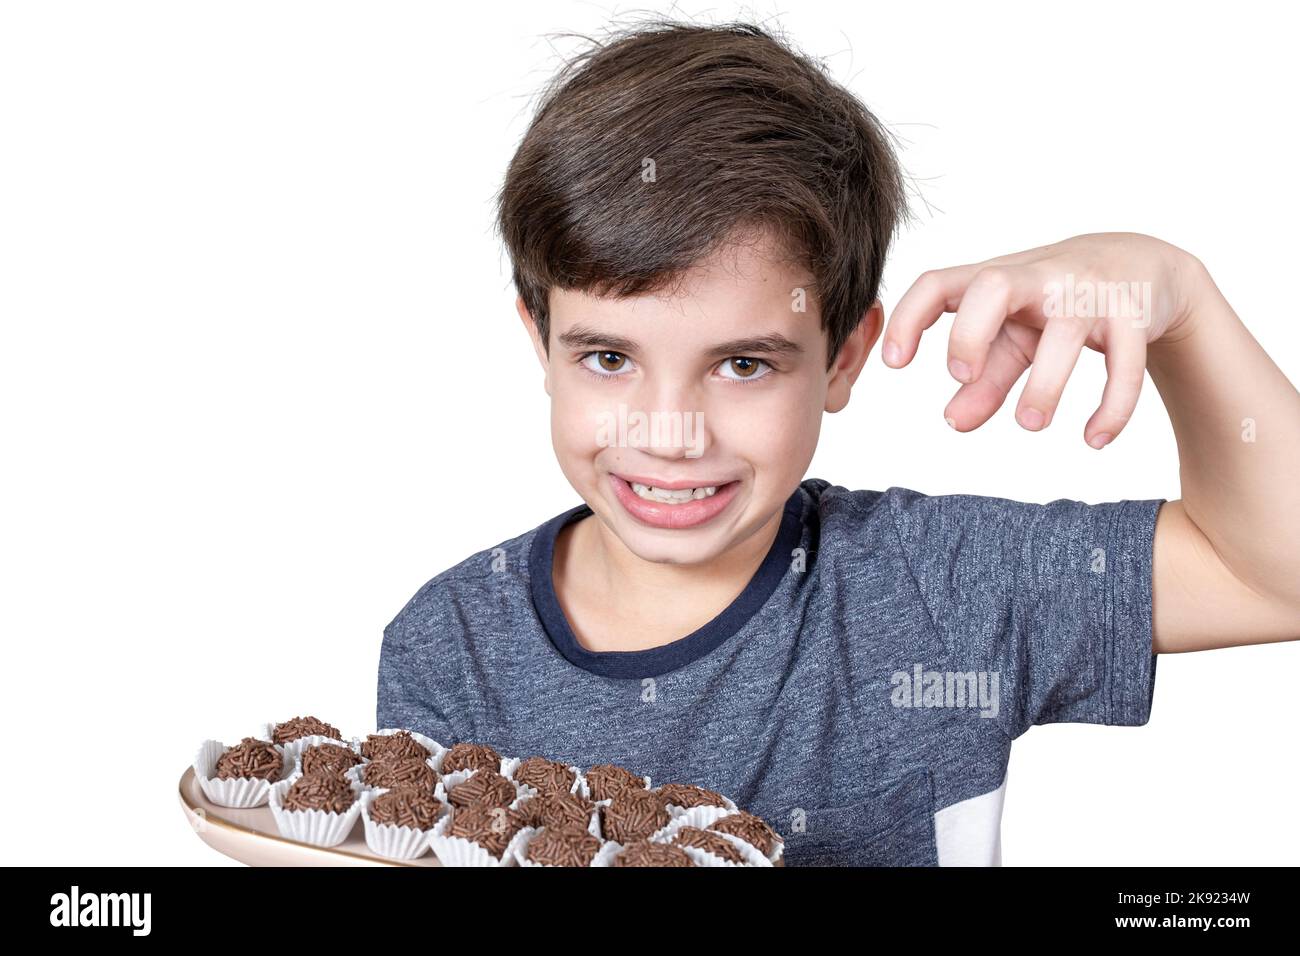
[181,765,782,866]
[179,766,440,866]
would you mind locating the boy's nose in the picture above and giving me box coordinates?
[623,383,710,460]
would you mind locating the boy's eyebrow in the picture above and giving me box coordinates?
[704,334,804,358]
[556,325,639,353]
[556,325,804,358]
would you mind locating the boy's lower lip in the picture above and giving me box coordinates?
[607,474,740,529]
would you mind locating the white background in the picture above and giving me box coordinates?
[2,0,1296,865]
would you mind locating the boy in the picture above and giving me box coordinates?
[377,20,1300,865]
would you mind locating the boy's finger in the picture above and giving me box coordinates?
[882,263,985,367]
[1015,315,1093,430]
[943,325,1036,431]
[1084,332,1147,448]
[947,266,1043,384]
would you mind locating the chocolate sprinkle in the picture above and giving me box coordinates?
[514,756,576,795]
[369,788,446,830]
[447,770,516,809]
[516,791,595,831]
[447,804,525,857]
[524,825,601,867]
[282,771,356,814]
[363,754,436,792]
[271,716,343,744]
[602,789,669,844]
[215,737,283,781]
[709,811,780,857]
[612,840,695,867]
[656,782,728,809]
[672,826,745,863]
[441,742,501,775]
[361,731,431,761]
[585,763,645,801]
[300,742,362,777]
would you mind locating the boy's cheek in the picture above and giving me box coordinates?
[549,391,621,453]
[710,387,823,456]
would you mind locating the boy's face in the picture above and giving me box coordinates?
[520,229,880,567]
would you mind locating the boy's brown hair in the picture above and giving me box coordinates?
[495,18,910,367]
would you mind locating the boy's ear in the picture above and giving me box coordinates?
[825,300,884,413]
[516,295,551,396]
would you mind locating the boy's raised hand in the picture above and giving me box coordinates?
[882,232,1300,653]
[881,232,1202,448]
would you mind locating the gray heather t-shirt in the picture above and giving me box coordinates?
[376,477,1163,866]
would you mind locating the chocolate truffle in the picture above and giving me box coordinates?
[655,783,728,809]
[271,715,343,744]
[361,730,431,761]
[281,771,356,814]
[612,840,694,867]
[514,756,576,795]
[517,791,596,831]
[671,826,745,864]
[300,742,362,777]
[362,754,437,792]
[585,763,645,801]
[524,825,602,867]
[369,788,447,831]
[447,804,526,858]
[602,789,669,844]
[709,811,780,857]
[215,737,283,781]
[447,770,517,809]
[441,742,502,775]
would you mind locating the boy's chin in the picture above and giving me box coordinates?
[606,523,737,567]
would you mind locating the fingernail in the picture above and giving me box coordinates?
[884,342,902,366]
[1019,407,1045,429]
[948,358,971,382]
[944,416,957,430]
[1088,432,1112,449]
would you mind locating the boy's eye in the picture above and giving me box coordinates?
[580,351,634,375]
[718,356,772,381]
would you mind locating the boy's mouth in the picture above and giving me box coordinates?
[608,473,741,529]
[629,481,719,503]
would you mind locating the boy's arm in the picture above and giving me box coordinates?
[881,233,1300,654]
[1146,259,1300,652]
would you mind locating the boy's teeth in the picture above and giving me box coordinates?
[630,482,719,503]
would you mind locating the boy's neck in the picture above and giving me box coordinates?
[552,506,785,653]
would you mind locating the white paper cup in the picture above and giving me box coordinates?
[435,768,526,810]
[361,728,445,764]
[654,785,738,817]
[656,815,773,867]
[358,789,447,860]
[512,827,619,868]
[260,719,351,761]
[346,752,439,794]
[693,810,784,864]
[288,738,365,781]
[432,744,506,777]
[427,809,528,867]
[507,758,588,800]
[193,738,293,808]
[267,775,365,848]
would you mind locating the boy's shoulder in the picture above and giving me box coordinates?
[381,518,546,651]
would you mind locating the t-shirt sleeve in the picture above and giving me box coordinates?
[375,579,462,744]
[885,486,1165,741]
